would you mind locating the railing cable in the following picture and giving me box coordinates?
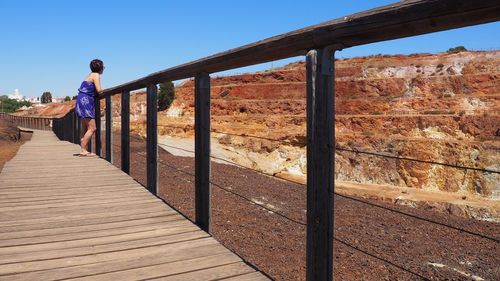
[114,136,500,243]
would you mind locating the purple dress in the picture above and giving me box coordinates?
[75,81,96,119]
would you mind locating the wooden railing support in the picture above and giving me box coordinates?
[75,112,81,145]
[105,95,113,162]
[121,91,130,174]
[94,98,102,156]
[306,47,335,281]
[146,85,158,195]
[195,73,211,233]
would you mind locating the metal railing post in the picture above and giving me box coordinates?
[306,47,335,281]
[146,85,158,195]
[121,91,130,174]
[195,73,211,233]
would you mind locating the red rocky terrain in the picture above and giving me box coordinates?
[163,51,499,220]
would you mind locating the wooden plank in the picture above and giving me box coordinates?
[0,211,173,233]
[0,224,200,257]
[100,0,500,96]
[105,95,113,162]
[1,242,228,280]
[69,253,242,281]
[0,230,206,265]
[0,237,217,274]
[0,201,165,221]
[146,84,158,195]
[0,220,191,247]
[121,90,130,174]
[0,183,143,192]
[0,193,150,206]
[0,195,158,211]
[148,262,254,281]
[0,185,145,196]
[222,272,270,281]
[306,48,334,281]
[0,215,182,240]
[0,205,172,227]
[0,179,139,189]
[195,73,211,233]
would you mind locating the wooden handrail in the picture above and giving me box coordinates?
[100,0,500,97]
[5,114,53,131]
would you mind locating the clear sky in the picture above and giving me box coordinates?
[1,0,498,99]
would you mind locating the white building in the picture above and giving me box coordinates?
[52,97,66,103]
[27,97,41,105]
[8,89,24,101]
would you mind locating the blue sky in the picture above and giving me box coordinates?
[0,0,498,98]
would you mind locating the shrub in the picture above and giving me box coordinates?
[158,82,175,111]
[0,96,31,113]
[41,92,52,104]
[447,46,467,53]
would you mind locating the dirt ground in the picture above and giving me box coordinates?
[97,133,499,281]
[0,118,31,172]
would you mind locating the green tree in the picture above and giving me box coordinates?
[41,92,52,104]
[72,95,78,100]
[158,81,175,111]
[447,46,467,53]
[0,96,31,113]
[64,96,71,102]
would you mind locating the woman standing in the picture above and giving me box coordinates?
[75,59,104,156]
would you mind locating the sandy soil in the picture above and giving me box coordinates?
[0,118,31,172]
[100,132,500,281]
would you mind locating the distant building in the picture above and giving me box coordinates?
[8,89,24,101]
[27,97,41,104]
[52,97,66,103]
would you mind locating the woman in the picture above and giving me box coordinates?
[75,59,104,156]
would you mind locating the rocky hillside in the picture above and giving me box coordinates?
[162,51,499,202]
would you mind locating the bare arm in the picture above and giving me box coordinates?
[91,73,103,94]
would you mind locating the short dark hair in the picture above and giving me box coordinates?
[90,59,104,73]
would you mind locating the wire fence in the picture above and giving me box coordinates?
[111,138,431,280]
[154,124,499,174]
[123,132,499,242]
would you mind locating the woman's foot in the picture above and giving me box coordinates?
[79,150,96,157]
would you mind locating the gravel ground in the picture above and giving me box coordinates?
[102,133,499,281]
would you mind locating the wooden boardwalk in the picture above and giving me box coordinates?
[0,130,268,281]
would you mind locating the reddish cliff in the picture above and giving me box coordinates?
[164,51,499,206]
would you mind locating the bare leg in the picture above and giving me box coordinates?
[80,118,96,155]
[80,118,88,144]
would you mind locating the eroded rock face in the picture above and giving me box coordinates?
[165,51,499,199]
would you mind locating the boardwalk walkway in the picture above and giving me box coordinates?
[0,130,268,281]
